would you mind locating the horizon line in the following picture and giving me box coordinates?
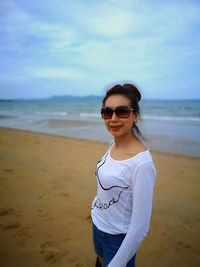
[0,94,200,101]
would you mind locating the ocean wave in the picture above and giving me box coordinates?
[35,111,68,116]
[3,109,199,123]
[142,115,200,122]
[32,111,101,119]
[79,112,101,118]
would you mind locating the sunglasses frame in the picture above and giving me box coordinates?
[101,105,134,119]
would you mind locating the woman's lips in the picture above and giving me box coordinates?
[109,125,122,132]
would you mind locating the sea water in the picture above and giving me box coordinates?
[0,97,200,157]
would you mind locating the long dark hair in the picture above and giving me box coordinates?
[102,83,143,139]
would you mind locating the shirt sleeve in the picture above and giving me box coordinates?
[108,161,156,267]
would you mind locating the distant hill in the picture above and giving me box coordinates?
[0,95,103,101]
[0,99,15,102]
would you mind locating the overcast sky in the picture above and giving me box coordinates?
[0,0,200,99]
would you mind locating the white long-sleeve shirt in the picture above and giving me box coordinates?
[91,143,156,267]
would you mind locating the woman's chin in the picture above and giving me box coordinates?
[109,130,124,138]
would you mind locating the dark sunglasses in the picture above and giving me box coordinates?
[101,106,134,119]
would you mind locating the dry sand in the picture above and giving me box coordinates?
[0,127,200,267]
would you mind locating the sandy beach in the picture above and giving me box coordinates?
[0,127,200,267]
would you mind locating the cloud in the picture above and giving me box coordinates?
[0,4,78,54]
[30,67,86,80]
[74,3,135,39]
[0,0,200,98]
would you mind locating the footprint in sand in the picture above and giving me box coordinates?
[37,208,51,218]
[15,227,33,247]
[38,193,46,199]
[2,221,21,230]
[60,192,69,197]
[40,241,68,263]
[86,215,92,223]
[178,241,192,249]
[0,251,5,260]
[0,208,14,216]
[3,168,14,173]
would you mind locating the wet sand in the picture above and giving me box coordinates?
[34,119,100,128]
[0,127,200,266]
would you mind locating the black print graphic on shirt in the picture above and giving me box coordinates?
[92,151,129,210]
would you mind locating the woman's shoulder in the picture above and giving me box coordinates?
[125,147,155,170]
[124,140,151,162]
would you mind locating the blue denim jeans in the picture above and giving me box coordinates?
[93,223,136,267]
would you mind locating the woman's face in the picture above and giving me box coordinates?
[103,94,137,139]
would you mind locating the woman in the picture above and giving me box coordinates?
[91,83,156,267]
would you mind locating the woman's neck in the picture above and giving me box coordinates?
[114,133,138,149]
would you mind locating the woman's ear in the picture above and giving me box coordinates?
[132,112,138,123]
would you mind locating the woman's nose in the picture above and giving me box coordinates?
[110,111,119,121]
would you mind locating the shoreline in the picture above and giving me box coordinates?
[0,98,200,158]
[0,126,200,159]
[0,127,200,266]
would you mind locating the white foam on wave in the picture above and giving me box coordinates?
[35,111,68,116]
[79,112,101,119]
[142,115,200,122]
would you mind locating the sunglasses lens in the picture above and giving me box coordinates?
[101,107,113,119]
[101,106,131,119]
[116,106,130,118]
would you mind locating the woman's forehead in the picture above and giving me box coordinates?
[104,94,130,107]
